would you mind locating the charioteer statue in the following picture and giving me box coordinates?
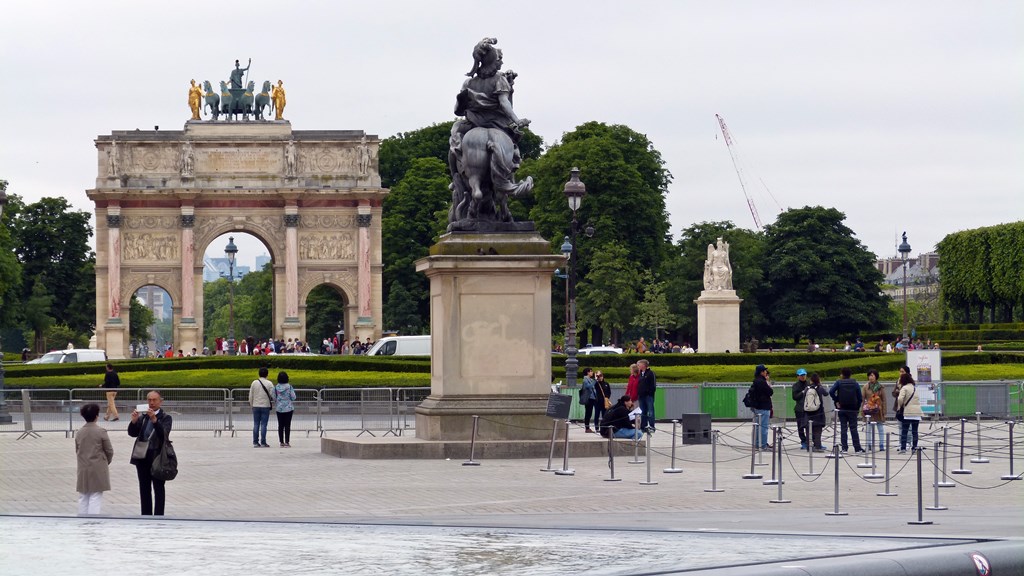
[190,59,282,122]
[447,38,534,232]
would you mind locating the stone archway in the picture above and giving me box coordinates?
[301,279,355,350]
[88,121,387,359]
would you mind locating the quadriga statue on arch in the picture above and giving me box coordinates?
[447,38,534,232]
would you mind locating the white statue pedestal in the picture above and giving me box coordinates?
[413,232,564,441]
[695,290,742,353]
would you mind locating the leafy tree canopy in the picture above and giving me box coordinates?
[0,180,23,328]
[762,206,889,342]
[575,241,640,343]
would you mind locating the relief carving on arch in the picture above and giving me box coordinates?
[124,145,177,175]
[299,214,357,230]
[299,270,357,306]
[120,270,182,307]
[122,232,180,262]
[297,145,359,176]
[298,232,356,261]
[121,215,179,231]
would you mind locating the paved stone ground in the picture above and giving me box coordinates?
[1,422,1021,540]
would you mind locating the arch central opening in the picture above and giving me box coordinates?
[202,232,274,354]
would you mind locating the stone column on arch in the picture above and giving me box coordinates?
[103,206,127,359]
[284,210,300,322]
[356,203,373,326]
[178,207,199,353]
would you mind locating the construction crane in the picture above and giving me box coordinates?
[715,114,763,229]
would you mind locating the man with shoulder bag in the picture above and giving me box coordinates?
[127,390,173,515]
[249,367,274,448]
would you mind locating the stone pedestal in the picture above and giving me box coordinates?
[695,290,742,353]
[178,320,199,355]
[103,320,127,360]
[414,233,564,441]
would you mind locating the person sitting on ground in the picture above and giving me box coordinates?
[600,395,640,439]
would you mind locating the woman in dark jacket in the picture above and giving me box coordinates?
[750,364,774,449]
[592,371,612,432]
[579,368,597,433]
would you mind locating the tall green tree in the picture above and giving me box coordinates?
[383,280,424,335]
[575,241,640,345]
[22,278,54,353]
[381,157,451,327]
[937,222,1024,323]
[8,195,95,337]
[305,284,347,344]
[128,296,156,346]
[663,221,767,344]
[633,271,676,341]
[762,206,889,342]
[0,181,23,332]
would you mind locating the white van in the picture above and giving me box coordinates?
[26,349,108,364]
[365,336,430,357]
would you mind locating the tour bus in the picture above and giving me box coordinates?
[365,335,431,357]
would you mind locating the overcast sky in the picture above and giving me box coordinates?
[2,1,1021,270]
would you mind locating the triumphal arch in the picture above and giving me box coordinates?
[88,116,387,359]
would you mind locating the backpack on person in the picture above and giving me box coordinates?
[803,387,822,412]
[742,386,753,408]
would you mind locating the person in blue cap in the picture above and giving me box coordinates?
[792,368,810,450]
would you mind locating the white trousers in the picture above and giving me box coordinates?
[77,492,103,515]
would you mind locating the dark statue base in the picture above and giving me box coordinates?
[447,219,535,233]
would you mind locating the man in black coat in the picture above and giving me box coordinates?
[637,359,657,432]
[829,367,864,453]
[127,390,173,515]
[792,368,809,449]
[750,364,774,449]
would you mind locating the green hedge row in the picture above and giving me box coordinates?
[909,329,1024,342]
[918,322,1024,331]
[3,354,432,379]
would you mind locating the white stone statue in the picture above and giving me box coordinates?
[356,135,371,176]
[285,140,297,177]
[179,141,195,177]
[703,236,733,291]
[108,140,120,178]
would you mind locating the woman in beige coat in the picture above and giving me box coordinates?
[75,403,114,515]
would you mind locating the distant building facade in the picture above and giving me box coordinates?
[878,252,940,300]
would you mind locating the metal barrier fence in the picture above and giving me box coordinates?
[0,387,432,438]
[557,380,1023,423]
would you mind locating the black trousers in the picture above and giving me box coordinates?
[135,461,165,515]
[837,410,863,451]
[276,410,294,444]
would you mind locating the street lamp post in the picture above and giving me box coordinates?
[563,168,586,389]
[224,236,238,356]
[0,185,11,423]
[554,266,569,341]
[898,231,912,343]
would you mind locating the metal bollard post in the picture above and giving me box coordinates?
[743,423,763,479]
[705,430,725,492]
[640,428,658,485]
[877,432,898,496]
[952,418,972,474]
[462,415,481,466]
[926,442,948,511]
[540,419,559,472]
[825,445,847,516]
[803,419,819,477]
[858,418,874,469]
[604,432,622,482]
[554,420,575,476]
[936,426,954,487]
[908,447,933,524]
[629,423,644,464]
[1001,421,1021,481]
[764,427,782,485]
[826,409,841,459]
[755,420,768,467]
[970,411,990,464]
[770,428,791,504]
[664,420,683,473]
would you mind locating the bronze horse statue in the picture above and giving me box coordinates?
[203,81,220,121]
[219,81,233,119]
[448,124,532,225]
[254,81,272,121]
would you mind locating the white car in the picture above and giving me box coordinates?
[577,346,623,356]
[25,349,107,364]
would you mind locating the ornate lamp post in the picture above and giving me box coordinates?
[224,236,238,356]
[0,185,11,423]
[554,264,569,341]
[898,231,912,343]
[563,168,586,389]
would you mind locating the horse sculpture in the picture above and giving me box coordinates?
[254,81,272,121]
[219,81,233,119]
[235,81,255,121]
[203,81,221,121]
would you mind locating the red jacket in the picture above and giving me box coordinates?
[626,374,640,402]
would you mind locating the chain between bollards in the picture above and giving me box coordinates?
[540,419,559,472]
[926,442,948,511]
[705,430,725,493]
[825,445,847,516]
[970,411,990,464]
[908,447,933,525]
[462,415,481,466]
[604,429,621,482]
[664,420,682,474]
[877,432,898,496]
[952,417,972,475]
[554,420,575,476]
[1001,421,1021,481]
[640,428,658,485]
